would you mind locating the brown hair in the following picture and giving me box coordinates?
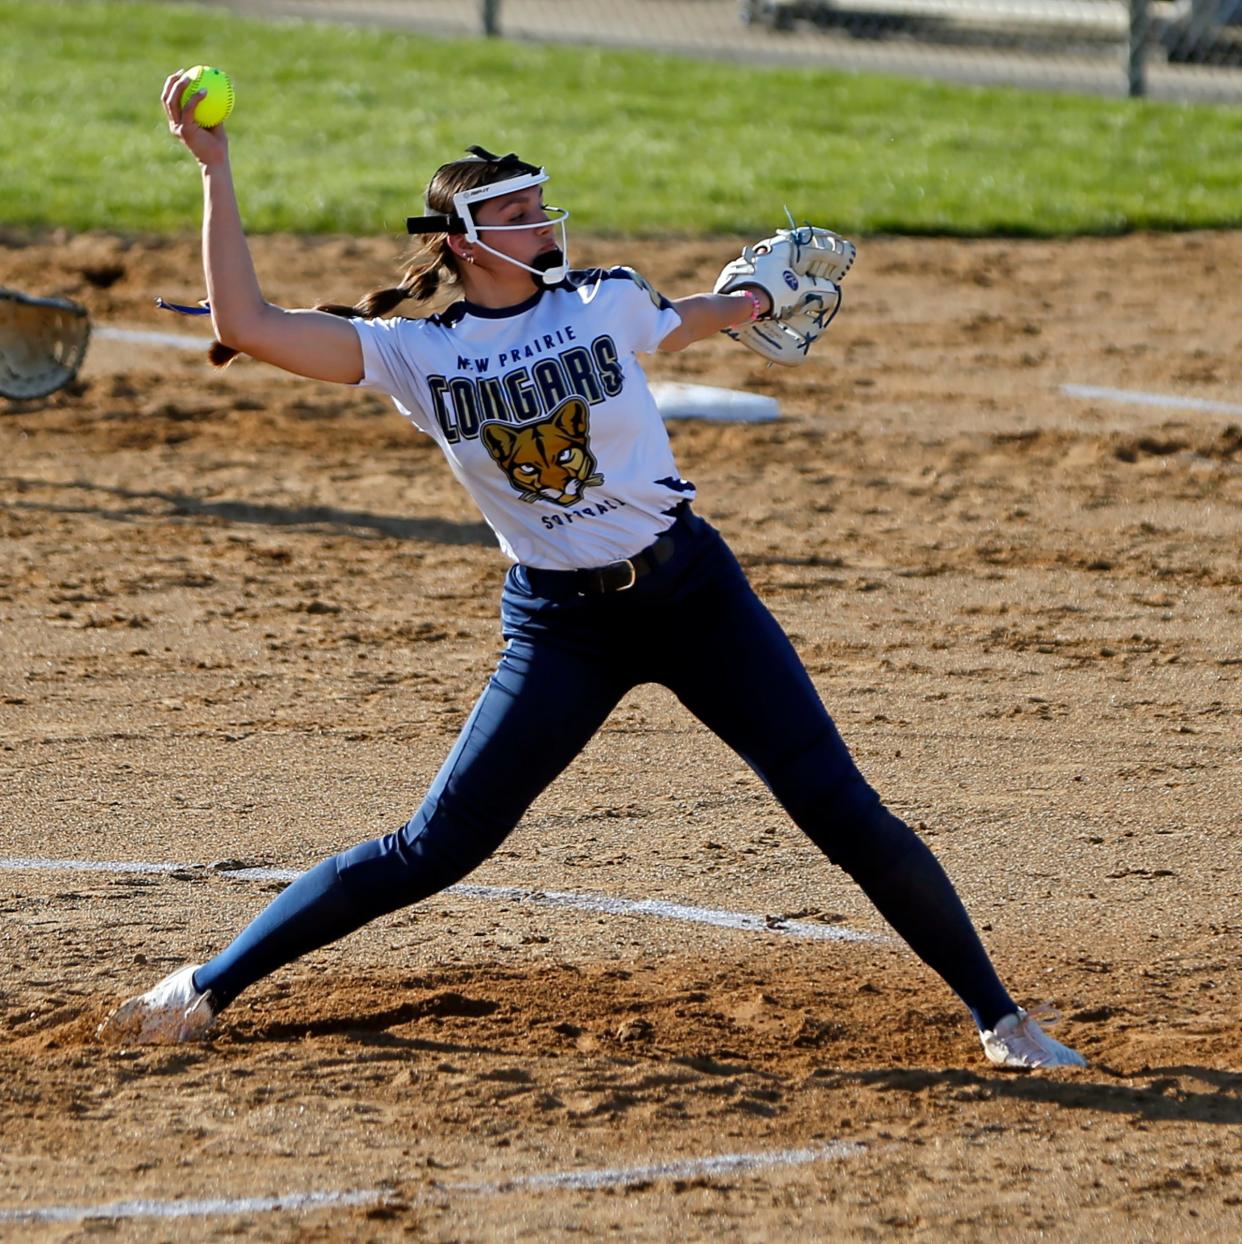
[209,153,529,368]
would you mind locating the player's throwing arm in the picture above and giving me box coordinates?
[159,67,364,384]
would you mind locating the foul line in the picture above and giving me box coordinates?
[0,856,879,944]
[0,1142,864,1223]
[89,340,1242,422]
[443,1141,865,1194]
[1061,383,1242,418]
[94,326,211,351]
[0,1189,381,1225]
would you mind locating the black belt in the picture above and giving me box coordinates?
[525,525,680,598]
[569,531,676,596]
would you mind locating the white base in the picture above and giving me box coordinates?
[651,382,779,424]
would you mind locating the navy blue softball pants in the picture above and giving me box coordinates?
[196,506,1016,1030]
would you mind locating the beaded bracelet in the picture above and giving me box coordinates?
[736,289,764,322]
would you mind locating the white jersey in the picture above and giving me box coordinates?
[353,267,695,570]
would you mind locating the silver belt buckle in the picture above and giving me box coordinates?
[613,558,638,591]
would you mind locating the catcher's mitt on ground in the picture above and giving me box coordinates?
[715,222,855,366]
[0,288,91,400]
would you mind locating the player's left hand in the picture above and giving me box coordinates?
[714,222,855,317]
[722,283,842,367]
[715,221,855,366]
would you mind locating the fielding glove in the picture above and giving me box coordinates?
[714,222,854,366]
[0,288,91,400]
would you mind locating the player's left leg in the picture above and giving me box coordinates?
[652,526,1063,1057]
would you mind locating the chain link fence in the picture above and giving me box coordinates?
[194,0,1242,101]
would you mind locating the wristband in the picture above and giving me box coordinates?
[736,289,764,322]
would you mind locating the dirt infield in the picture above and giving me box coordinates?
[1,228,1239,1240]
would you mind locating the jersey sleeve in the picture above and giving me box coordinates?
[606,267,683,355]
[349,316,434,430]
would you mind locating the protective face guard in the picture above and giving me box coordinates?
[407,169,570,285]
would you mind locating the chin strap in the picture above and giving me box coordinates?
[531,249,568,286]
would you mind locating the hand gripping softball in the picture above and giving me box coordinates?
[715,222,856,366]
[0,288,91,400]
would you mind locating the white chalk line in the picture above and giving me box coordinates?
[95,326,210,351]
[0,856,879,944]
[0,1188,382,1225]
[94,329,775,422]
[443,1140,865,1194]
[0,1142,864,1223]
[85,335,1242,422]
[1061,383,1242,418]
[88,339,1242,422]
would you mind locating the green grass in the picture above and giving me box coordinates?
[3,0,1241,237]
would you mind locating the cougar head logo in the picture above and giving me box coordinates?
[480,397,604,506]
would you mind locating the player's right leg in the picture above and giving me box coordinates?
[98,583,630,1044]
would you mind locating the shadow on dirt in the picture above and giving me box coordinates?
[5,475,494,545]
[810,1065,1242,1125]
[234,990,507,1050]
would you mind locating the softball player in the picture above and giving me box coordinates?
[98,74,1087,1071]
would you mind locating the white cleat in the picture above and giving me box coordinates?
[981,1007,1087,1070]
[97,965,216,1045]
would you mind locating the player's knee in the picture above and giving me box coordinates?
[333,834,437,913]
[386,792,520,894]
[785,767,921,880]
[332,797,513,909]
[770,739,872,830]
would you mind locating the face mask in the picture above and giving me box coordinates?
[408,168,570,285]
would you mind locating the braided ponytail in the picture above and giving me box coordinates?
[314,236,457,320]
